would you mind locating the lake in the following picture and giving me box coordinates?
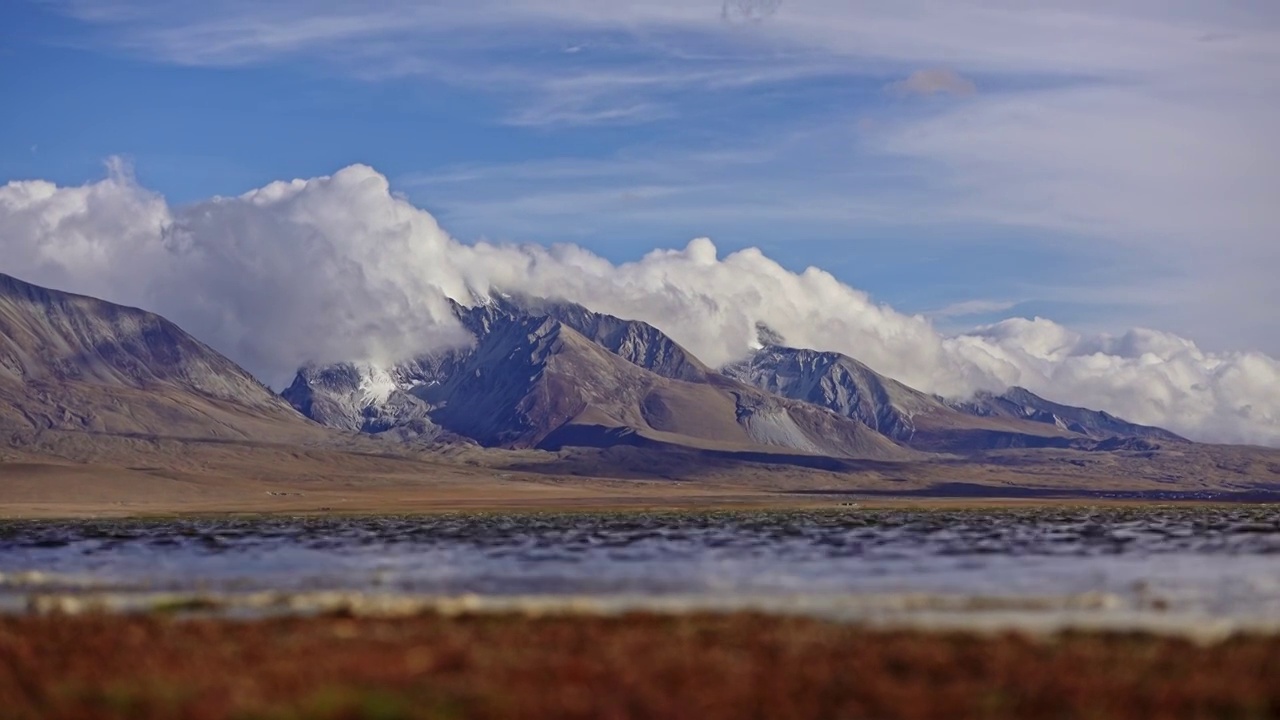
[3,507,1279,632]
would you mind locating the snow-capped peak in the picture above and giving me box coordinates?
[356,364,398,407]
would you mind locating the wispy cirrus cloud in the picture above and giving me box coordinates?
[929,299,1018,319]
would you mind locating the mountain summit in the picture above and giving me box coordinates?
[725,343,1183,452]
[947,386,1185,443]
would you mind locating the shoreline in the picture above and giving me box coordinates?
[3,492,1275,520]
[11,589,1280,642]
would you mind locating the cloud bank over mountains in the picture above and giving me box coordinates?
[2,163,1277,446]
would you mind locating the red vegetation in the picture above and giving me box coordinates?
[1,612,1278,719]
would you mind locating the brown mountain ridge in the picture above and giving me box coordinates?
[0,272,318,442]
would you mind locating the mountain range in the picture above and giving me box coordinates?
[13,269,1275,509]
[281,293,1183,460]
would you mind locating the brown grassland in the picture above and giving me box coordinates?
[4,428,1280,519]
[1,612,1278,720]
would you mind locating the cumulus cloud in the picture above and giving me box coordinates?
[2,164,1279,446]
[44,1,1280,357]
[889,68,977,97]
[0,164,472,381]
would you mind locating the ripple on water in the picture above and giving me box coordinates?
[1,507,1278,623]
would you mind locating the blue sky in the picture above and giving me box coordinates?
[2,0,1278,351]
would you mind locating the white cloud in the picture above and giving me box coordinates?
[0,164,472,382]
[50,1,1280,349]
[2,164,1279,446]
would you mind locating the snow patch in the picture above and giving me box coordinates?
[356,365,398,407]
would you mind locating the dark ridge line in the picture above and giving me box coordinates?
[786,482,1280,503]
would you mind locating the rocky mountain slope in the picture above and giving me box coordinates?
[948,386,1186,443]
[284,298,914,461]
[284,357,458,440]
[0,272,316,441]
[503,295,713,383]
[722,343,945,442]
[724,341,1182,453]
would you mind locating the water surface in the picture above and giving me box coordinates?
[3,508,1279,628]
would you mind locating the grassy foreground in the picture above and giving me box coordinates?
[2,613,1278,720]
